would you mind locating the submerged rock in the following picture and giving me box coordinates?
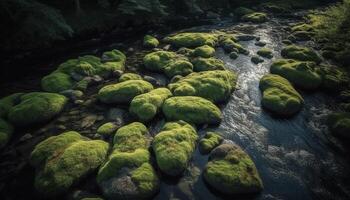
[191,57,225,72]
[168,70,237,103]
[203,143,263,194]
[0,118,14,148]
[257,48,273,59]
[281,45,322,63]
[143,35,159,48]
[241,12,268,23]
[270,59,322,90]
[328,112,350,139]
[30,131,109,197]
[153,121,198,176]
[259,74,304,116]
[251,56,264,64]
[199,132,223,154]
[130,88,172,122]
[162,96,222,125]
[98,80,154,104]
[164,32,218,48]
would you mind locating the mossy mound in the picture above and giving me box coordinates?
[30,131,109,197]
[251,56,264,64]
[8,92,67,126]
[153,121,198,176]
[203,143,263,194]
[221,38,248,54]
[0,118,14,148]
[191,57,226,72]
[257,48,273,59]
[270,59,322,90]
[98,80,154,104]
[162,96,222,125]
[143,35,159,48]
[97,122,159,200]
[327,112,350,139]
[281,45,321,63]
[119,73,143,82]
[130,88,172,122]
[164,32,218,48]
[97,122,118,137]
[317,65,350,91]
[193,45,216,58]
[143,51,193,77]
[100,49,127,71]
[259,74,304,116]
[199,132,223,154]
[41,72,74,93]
[168,70,237,103]
[0,93,23,118]
[241,12,268,23]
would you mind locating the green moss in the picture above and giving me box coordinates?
[199,132,223,154]
[177,47,195,57]
[203,144,263,194]
[281,45,322,63]
[162,96,222,125]
[241,12,268,23]
[291,23,314,32]
[97,122,118,137]
[113,122,150,152]
[229,52,239,60]
[251,56,264,64]
[0,118,14,148]
[119,73,143,82]
[317,65,349,91]
[270,59,322,90]
[143,35,159,48]
[168,70,237,103]
[234,7,255,17]
[143,51,193,77]
[191,57,225,72]
[221,38,248,54]
[130,88,172,122]
[257,48,273,59]
[131,163,160,196]
[101,50,126,72]
[30,131,109,197]
[164,32,218,48]
[8,92,67,126]
[259,74,304,116]
[0,93,23,118]
[153,121,198,176]
[98,80,154,104]
[192,45,215,58]
[41,72,75,93]
[328,112,350,139]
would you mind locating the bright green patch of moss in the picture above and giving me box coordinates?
[119,73,143,82]
[41,72,75,93]
[328,112,350,139]
[130,88,172,122]
[191,57,225,72]
[281,45,322,63]
[221,38,248,54]
[153,121,198,176]
[241,12,268,23]
[113,122,150,152]
[0,118,14,148]
[192,45,215,58]
[257,48,273,59]
[143,35,159,48]
[199,132,223,154]
[98,80,154,104]
[271,59,322,90]
[164,32,218,48]
[97,122,118,137]
[0,93,23,118]
[8,92,67,126]
[131,162,159,196]
[168,70,237,103]
[203,143,263,194]
[101,49,126,72]
[162,96,222,125]
[259,74,304,116]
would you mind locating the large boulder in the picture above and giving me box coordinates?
[164,32,218,48]
[168,70,237,103]
[0,118,14,148]
[259,74,304,116]
[153,121,198,176]
[192,45,215,58]
[241,12,268,23]
[0,93,23,118]
[97,122,159,200]
[30,131,109,197]
[270,59,322,90]
[143,51,193,78]
[162,96,222,125]
[191,57,225,72]
[317,65,350,91]
[130,88,172,122]
[327,112,350,139]
[98,80,154,104]
[281,45,322,63]
[203,143,263,194]
[41,72,74,93]
[8,92,67,126]
[199,132,223,154]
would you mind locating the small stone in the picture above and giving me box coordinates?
[81,115,97,128]
[96,115,105,121]
[163,44,171,51]
[128,47,134,52]
[74,100,84,105]
[112,70,124,78]
[255,41,266,47]
[143,75,160,86]
[57,125,67,131]
[229,52,239,60]
[60,90,84,101]
[236,34,255,41]
[251,56,264,64]
[70,72,84,81]
[19,133,33,142]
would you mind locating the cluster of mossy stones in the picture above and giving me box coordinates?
[0,31,265,199]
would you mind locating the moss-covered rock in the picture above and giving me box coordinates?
[221,38,248,54]
[241,12,268,23]
[199,132,223,154]
[41,72,75,93]
[229,52,239,60]
[259,74,304,116]
[317,65,350,91]
[162,96,222,125]
[130,88,172,122]
[192,45,215,58]
[143,51,193,77]
[257,48,273,59]
[30,131,109,197]
[101,49,127,72]
[97,122,118,137]
[153,121,198,176]
[168,70,237,103]
[191,57,225,72]
[291,24,314,32]
[251,56,264,64]
[8,92,67,126]
[281,45,322,63]
[203,143,263,194]
[327,112,350,139]
[98,80,154,104]
[143,35,159,48]
[270,59,322,90]
[234,7,255,17]
[97,122,159,200]
[164,32,218,48]
[119,73,143,82]
[0,93,23,118]
[0,118,14,148]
